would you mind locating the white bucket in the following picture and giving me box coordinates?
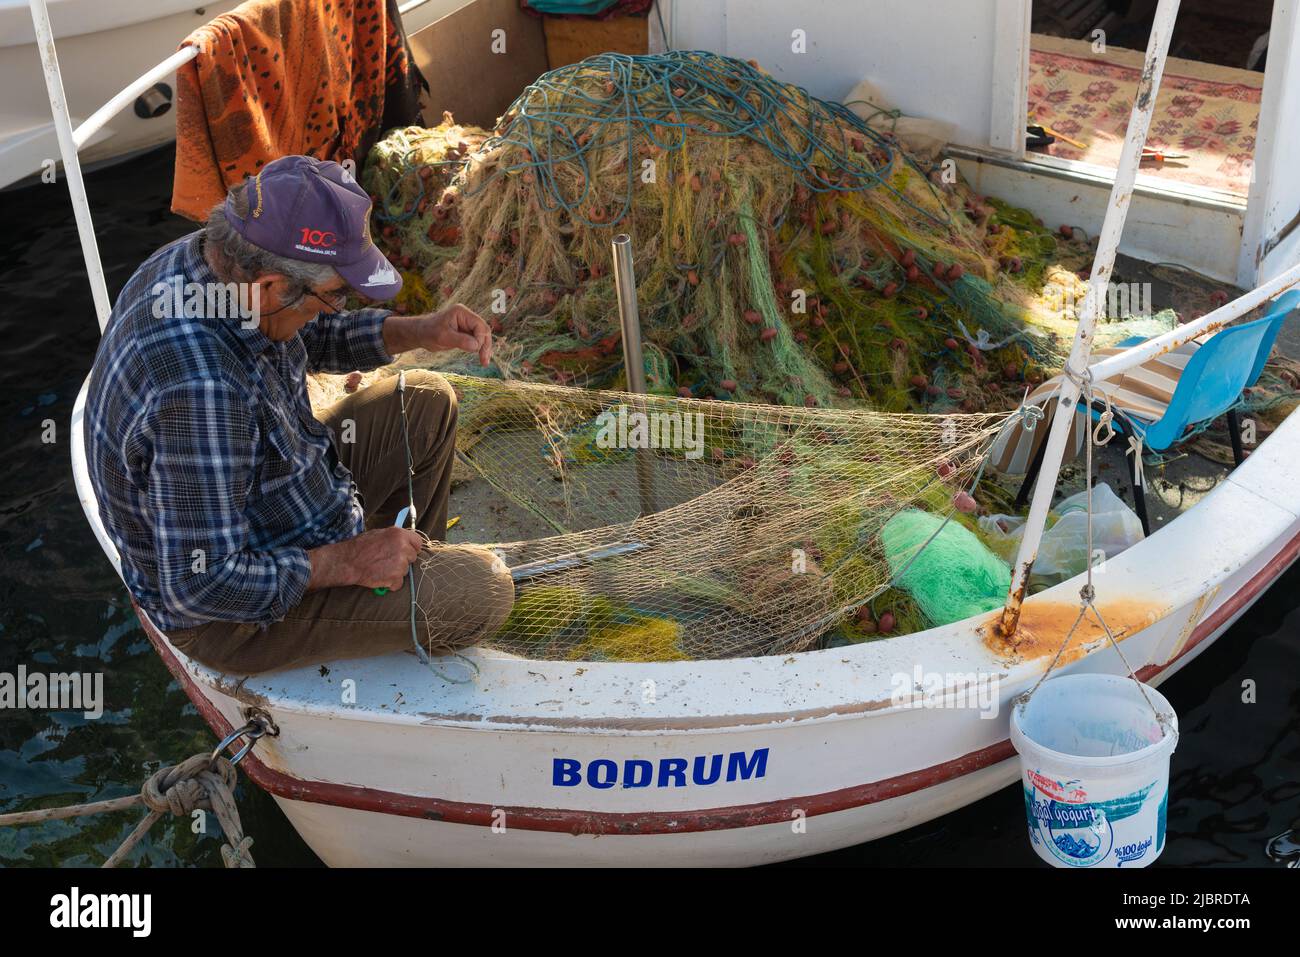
[1010,673,1178,868]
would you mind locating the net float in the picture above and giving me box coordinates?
[877,612,895,633]
[953,491,977,513]
[760,328,778,342]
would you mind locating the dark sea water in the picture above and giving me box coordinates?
[0,146,1296,868]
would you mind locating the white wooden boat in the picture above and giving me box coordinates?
[34,0,1300,865]
[66,395,1300,865]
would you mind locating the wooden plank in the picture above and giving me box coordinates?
[408,0,549,129]
[542,15,649,68]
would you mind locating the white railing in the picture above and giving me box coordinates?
[73,46,199,150]
[998,0,1180,633]
[1088,260,1300,382]
[30,0,1300,637]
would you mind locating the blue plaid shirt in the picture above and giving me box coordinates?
[84,231,394,631]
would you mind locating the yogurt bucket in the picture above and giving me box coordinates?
[1010,673,1178,868]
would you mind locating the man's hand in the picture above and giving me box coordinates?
[383,303,493,367]
[307,527,424,591]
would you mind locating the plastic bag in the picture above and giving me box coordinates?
[978,483,1145,587]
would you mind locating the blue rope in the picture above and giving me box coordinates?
[453,51,952,231]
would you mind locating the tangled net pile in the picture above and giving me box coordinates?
[364,51,1174,412]
[426,373,1008,661]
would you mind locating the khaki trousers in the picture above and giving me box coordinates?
[170,370,515,675]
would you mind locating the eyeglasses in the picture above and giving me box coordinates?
[307,288,349,314]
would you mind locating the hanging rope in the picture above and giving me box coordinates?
[1016,366,1173,730]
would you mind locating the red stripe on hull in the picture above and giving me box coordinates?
[138,525,1300,836]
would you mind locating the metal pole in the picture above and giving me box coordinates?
[29,0,112,330]
[611,233,656,515]
[998,0,1183,638]
[1089,260,1300,383]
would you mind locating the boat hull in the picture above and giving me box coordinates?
[72,373,1300,867]
[136,532,1285,866]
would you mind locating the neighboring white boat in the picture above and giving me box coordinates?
[0,0,455,190]
[32,0,1300,865]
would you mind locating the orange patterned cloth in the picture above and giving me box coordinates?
[1027,35,1262,197]
[172,0,424,220]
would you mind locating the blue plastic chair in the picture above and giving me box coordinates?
[1016,289,1300,534]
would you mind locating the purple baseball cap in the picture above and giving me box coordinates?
[224,155,403,301]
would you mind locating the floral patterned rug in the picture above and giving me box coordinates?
[1027,35,1262,198]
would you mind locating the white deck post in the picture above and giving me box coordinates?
[997,0,1183,638]
[29,0,112,330]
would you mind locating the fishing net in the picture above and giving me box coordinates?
[405,373,1009,661]
[332,51,1299,663]
[362,51,1170,413]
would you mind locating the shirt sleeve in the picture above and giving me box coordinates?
[144,380,312,625]
[299,307,395,373]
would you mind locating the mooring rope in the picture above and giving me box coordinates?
[0,751,255,868]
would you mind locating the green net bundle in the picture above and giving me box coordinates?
[362,51,1130,412]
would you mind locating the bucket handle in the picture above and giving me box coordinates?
[1016,593,1174,734]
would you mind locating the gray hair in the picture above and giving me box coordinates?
[204,180,337,305]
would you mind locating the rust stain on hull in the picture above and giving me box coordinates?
[981,598,1166,663]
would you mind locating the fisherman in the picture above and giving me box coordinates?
[84,155,515,674]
